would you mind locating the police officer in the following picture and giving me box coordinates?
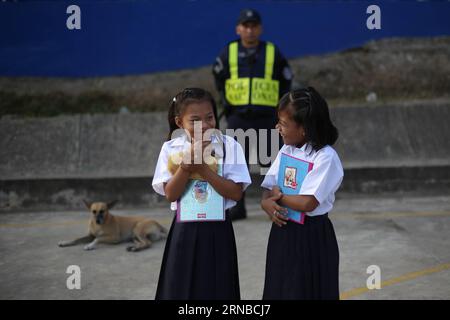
[213,8,293,220]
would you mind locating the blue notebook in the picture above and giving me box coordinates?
[177,161,225,222]
[277,152,314,224]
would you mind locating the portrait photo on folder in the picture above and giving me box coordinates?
[176,161,225,222]
[277,153,314,224]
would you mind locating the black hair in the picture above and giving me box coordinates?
[167,88,219,141]
[278,86,338,151]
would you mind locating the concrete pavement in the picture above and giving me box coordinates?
[1,194,449,300]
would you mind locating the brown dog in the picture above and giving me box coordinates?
[58,200,167,252]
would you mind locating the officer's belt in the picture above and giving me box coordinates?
[232,107,276,119]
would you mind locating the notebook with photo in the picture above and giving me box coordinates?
[277,152,314,224]
[177,161,225,222]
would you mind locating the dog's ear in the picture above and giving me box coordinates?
[83,199,92,210]
[107,200,118,210]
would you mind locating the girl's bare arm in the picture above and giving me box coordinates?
[197,165,243,202]
[163,166,191,202]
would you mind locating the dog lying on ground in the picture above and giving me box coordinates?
[58,200,167,252]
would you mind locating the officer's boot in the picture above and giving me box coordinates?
[227,193,247,221]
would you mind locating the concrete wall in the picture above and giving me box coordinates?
[1,101,449,211]
[332,100,450,168]
[0,112,166,180]
[2,101,449,179]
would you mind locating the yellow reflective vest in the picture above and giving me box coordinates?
[225,41,279,107]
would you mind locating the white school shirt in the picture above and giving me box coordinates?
[152,133,252,211]
[261,143,344,216]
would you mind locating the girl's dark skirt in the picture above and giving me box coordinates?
[155,213,240,300]
[263,213,340,300]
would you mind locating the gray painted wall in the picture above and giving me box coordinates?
[1,102,450,211]
[1,102,449,181]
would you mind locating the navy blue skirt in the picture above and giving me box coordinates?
[263,213,340,300]
[155,213,240,300]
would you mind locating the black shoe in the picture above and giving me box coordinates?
[229,209,247,221]
[228,196,247,221]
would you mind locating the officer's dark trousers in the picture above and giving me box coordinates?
[226,111,282,219]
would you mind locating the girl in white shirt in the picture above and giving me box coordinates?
[261,87,343,300]
[152,88,251,300]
